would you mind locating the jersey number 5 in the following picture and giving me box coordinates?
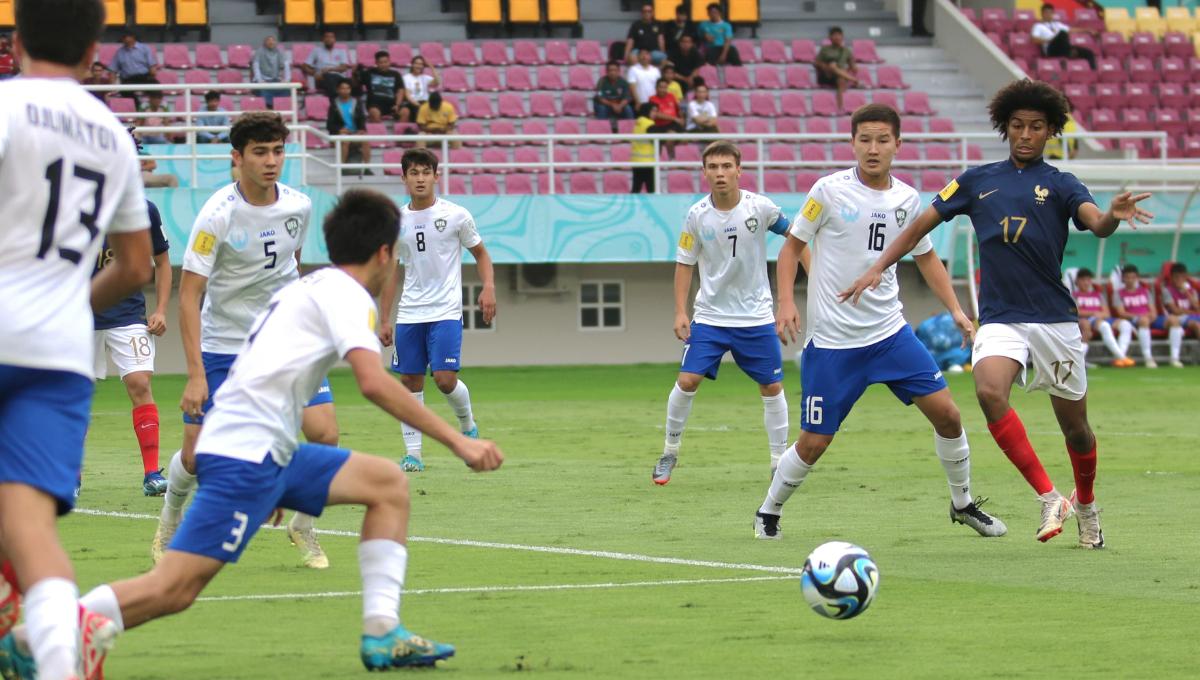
[38,159,105,265]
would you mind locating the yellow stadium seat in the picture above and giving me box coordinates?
[0,0,11,29]
[103,0,126,26]
[362,0,395,25]
[1194,32,1200,59]
[728,0,758,23]
[323,0,355,25]
[1104,8,1135,39]
[173,0,207,27]
[1164,7,1194,35]
[691,0,708,22]
[654,0,676,22]
[1135,6,1166,38]
[135,0,168,26]
[284,0,316,25]
[507,0,539,24]
[546,0,577,24]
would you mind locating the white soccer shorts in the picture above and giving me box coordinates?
[93,324,156,380]
[972,322,1086,401]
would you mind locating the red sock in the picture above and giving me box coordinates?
[1067,440,1098,505]
[132,403,160,474]
[1,560,19,593]
[987,409,1054,495]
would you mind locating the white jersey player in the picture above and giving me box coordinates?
[756,104,1004,541]
[652,141,792,486]
[0,1,153,677]
[152,112,338,570]
[379,148,496,473]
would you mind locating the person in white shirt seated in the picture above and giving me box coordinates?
[1030,2,1096,69]
[686,83,718,134]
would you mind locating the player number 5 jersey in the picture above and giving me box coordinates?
[395,198,482,324]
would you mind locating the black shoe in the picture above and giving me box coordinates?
[754,511,781,540]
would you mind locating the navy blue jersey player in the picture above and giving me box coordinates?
[843,80,1153,549]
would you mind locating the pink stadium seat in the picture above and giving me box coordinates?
[98,43,120,66]
[514,147,541,167]
[568,65,595,91]
[441,67,470,92]
[1095,82,1120,100]
[497,93,528,118]
[924,144,953,164]
[893,171,915,187]
[1189,84,1200,108]
[1159,82,1188,109]
[578,146,605,166]
[1096,57,1126,83]
[617,118,637,134]
[785,65,814,89]
[831,145,855,164]
[852,69,874,89]
[1121,107,1151,130]
[733,40,758,63]
[356,43,380,67]
[1190,58,1200,82]
[1160,57,1188,83]
[1130,33,1164,60]
[929,117,955,135]
[1063,83,1093,114]
[156,68,181,88]
[290,43,315,65]
[755,66,784,90]
[1036,58,1063,83]
[569,173,598,194]
[1065,59,1095,85]
[1163,32,1193,60]
[1152,108,1187,137]
[561,92,590,117]
[1099,33,1130,61]
[523,119,549,142]
[107,98,136,116]
[1089,108,1119,132]
[696,64,719,87]
[602,172,629,193]
[474,174,501,193]
[304,129,330,149]
[800,143,826,163]
[834,118,852,135]
[489,119,518,145]
[967,144,983,161]
[764,171,791,193]
[900,117,923,136]
[1011,57,1029,73]
[585,119,613,139]
[718,118,738,135]
[183,69,211,85]
[984,31,1004,50]
[611,146,631,164]
[513,40,541,65]
[481,148,511,173]
[227,44,253,70]
[1124,82,1153,100]
[795,171,821,192]
[163,44,192,70]
[305,96,330,120]
[240,96,267,111]
[1008,33,1040,63]
[1178,135,1200,157]
[775,118,801,134]
[718,92,747,117]
[744,117,771,135]
[1074,8,1104,33]
[481,41,509,66]
[553,118,582,142]
[418,42,447,67]
[218,94,236,110]
[506,174,534,194]
[504,65,534,91]
[383,149,404,176]
[452,41,479,65]
[738,174,759,192]
[388,43,414,65]
[667,171,696,193]
[1127,57,1155,83]
[960,6,979,25]
[872,91,899,111]
[919,170,949,192]
[768,144,796,164]
[364,122,390,149]
[851,40,882,64]
[471,67,501,92]
[790,39,817,63]
[448,176,468,195]
[801,111,829,131]
[1068,32,1099,57]
[761,40,788,64]
[535,65,565,90]
[449,148,478,174]
[749,92,780,117]
[724,66,752,89]
[574,40,605,65]
[1012,9,1036,33]
[1188,109,1200,135]
[980,8,1012,35]
[904,91,934,115]
[465,94,496,119]
[740,144,759,162]
[544,40,572,65]
[674,145,701,163]
[456,120,486,146]
[811,91,838,116]
[895,144,920,163]
[841,91,867,114]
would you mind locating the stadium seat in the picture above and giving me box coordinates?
[929,117,955,136]
[1135,7,1166,38]
[453,120,484,146]
[284,1,317,26]
[522,119,549,143]
[696,64,719,88]
[841,91,867,114]
[452,41,480,66]
[872,90,900,111]
[440,67,470,92]
[226,44,253,69]
[1064,59,1095,85]
[904,91,933,115]
[382,149,404,176]
[1105,8,1136,38]
[1160,57,1188,83]
[362,0,394,25]
[1089,108,1118,132]
[388,43,414,65]
[895,144,920,164]
[362,122,389,149]
[552,146,574,171]
[853,68,875,89]
[811,91,838,117]
[553,118,582,142]
[561,92,590,117]
[1188,109,1200,136]
[135,0,167,26]
[1011,8,1036,34]
[578,146,605,167]
[508,0,541,24]
[474,174,501,193]
[513,147,540,168]
[481,148,510,173]
[900,117,923,136]
[851,40,882,64]
[1068,32,1099,57]
[1098,32,1131,61]
[799,143,826,163]
[216,69,244,91]
[574,40,604,65]
[718,92,747,117]
[1063,83,1093,114]
[498,93,528,118]
[717,118,738,135]
[919,170,948,192]
[501,172,532,193]
[419,42,448,67]
[1127,57,1155,83]
[569,173,597,194]
[666,171,696,194]
[108,98,137,116]
[767,143,796,165]
[795,172,820,192]
[733,40,759,64]
[1165,7,1195,34]
[444,175,466,195]
[305,96,330,120]
[762,171,789,193]
[740,117,768,136]
[724,66,752,89]
[1131,32,1164,60]
[959,6,979,27]
[775,118,801,135]
[547,0,579,27]
[1074,8,1105,33]
[465,94,496,119]
[567,65,594,91]
[785,65,814,89]
[174,0,208,27]
[469,0,502,24]
[1035,58,1063,84]
[163,45,192,70]
[530,65,560,91]
[502,65,531,91]
[738,174,759,192]
[791,39,817,63]
[980,8,1011,35]
[596,172,625,193]
[513,41,541,65]
[1008,32,1040,63]
[354,43,379,67]
[237,95,267,112]
[156,68,182,89]
[834,118,852,135]
[449,148,478,174]
[1158,82,1188,109]
[195,44,224,69]
[761,40,788,64]
[1152,108,1188,137]
[1163,32,1194,60]
[584,119,613,140]
[183,68,211,85]
[542,40,571,65]
[1095,57,1126,83]
[831,145,854,164]
[476,66,504,92]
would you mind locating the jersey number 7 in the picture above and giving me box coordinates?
[38,159,105,265]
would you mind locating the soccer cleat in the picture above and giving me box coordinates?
[1169,359,1185,368]
[949,496,1008,537]
[753,511,781,540]
[287,517,330,570]
[151,512,181,565]
[79,607,120,680]
[1069,489,1105,550]
[462,425,479,439]
[652,451,677,485]
[1036,493,1074,543]
[1145,358,1158,368]
[400,454,425,473]
[0,563,19,640]
[0,632,35,680]
[360,626,455,670]
[142,470,168,497]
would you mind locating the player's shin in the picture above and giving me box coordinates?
[934,431,972,510]
[1097,321,1124,360]
[762,393,789,470]
[986,409,1055,495]
[23,578,79,680]
[401,391,424,462]
[664,384,696,451]
[359,540,407,636]
[163,451,196,516]
[79,586,124,633]
[1066,440,1098,505]
[1168,326,1183,361]
[131,404,160,474]
[444,380,475,433]
[1138,326,1154,360]
[1116,321,1133,355]
[758,444,812,515]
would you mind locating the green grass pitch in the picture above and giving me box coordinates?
[69,364,1199,678]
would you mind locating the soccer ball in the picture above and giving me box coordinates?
[800,541,880,620]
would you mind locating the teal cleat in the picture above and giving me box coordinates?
[361,626,455,670]
[143,469,168,496]
[0,632,36,680]
[463,425,479,439]
[400,455,425,473]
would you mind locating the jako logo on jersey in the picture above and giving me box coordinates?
[285,217,300,238]
[434,218,447,232]
[744,217,759,233]
[444,357,458,364]
[1034,185,1049,205]
[933,371,943,380]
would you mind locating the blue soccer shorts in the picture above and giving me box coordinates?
[169,444,351,562]
[0,365,94,515]
[183,352,333,425]
[799,326,947,435]
[391,319,464,375]
[680,322,784,386]
[1154,313,1200,329]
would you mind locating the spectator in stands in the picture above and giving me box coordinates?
[302,30,352,99]
[0,35,18,80]
[631,103,658,193]
[1073,268,1131,367]
[649,78,683,160]
[196,91,231,144]
[1031,3,1097,70]
[659,63,684,101]
[698,3,742,66]
[82,62,113,101]
[401,56,439,123]
[814,26,858,112]
[627,49,661,108]
[364,50,407,123]
[595,61,635,128]
[1113,264,1157,367]
[625,3,666,65]
[686,83,719,134]
[328,80,372,176]
[416,92,460,150]
[668,34,704,93]
[138,91,173,145]
[251,36,290,110]
[110,32,159,103]
[662,3,699,56]
[140,156,179,188]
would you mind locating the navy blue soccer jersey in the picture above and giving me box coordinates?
[932,158,1095,324]
[93,200,170,330]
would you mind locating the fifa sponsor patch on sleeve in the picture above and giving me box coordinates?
[678,232,695,250]
[801,197,822,222]
[938,179,959,202]
[368,307,378,332]
[192,231,217,256]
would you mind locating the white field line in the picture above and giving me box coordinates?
[195,575,793,603]
[73,508,805,575]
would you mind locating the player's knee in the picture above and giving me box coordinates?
[1063,423,1094,453]
[931,405,962,438]
[676,374,702,392]
[974,383,1009,418]
[399,375,424,392]
[433,373,457,394]
[380,465,410,510]
[303,420,339,446]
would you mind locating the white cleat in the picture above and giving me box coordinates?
[753,511,781,540]
[287,517,330,569]
[1036,492,1074,543]
[150,512,180,564]
[1169,359,1185,368]
[949,496,1008,537]
[1069,489,1105,549]
[1145,358,1158,369]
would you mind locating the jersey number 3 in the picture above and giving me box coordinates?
[38,159,105,265]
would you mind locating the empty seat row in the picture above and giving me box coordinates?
[993,30,1199,63]
[964,5,1197,39]
[1033,56,1199,85]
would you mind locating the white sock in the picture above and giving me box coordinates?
[79,585,124,633]
[24,578,78,680]
[401,391,423,460]
[1138,326,1153,360]
[444,380,475,432]
[758,444,812,515]
[1081,340,1090,358]
[762,393,789,468]
[664,384,696,450]
[163,450,196,517]
[1097,321,1124,359]
[359,539,407,637]
[1116,320,1133,355]
[1169,326,1183,360]
[934,430,973,510]
[289,512,314,532]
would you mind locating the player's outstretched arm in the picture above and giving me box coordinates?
[673,263,695,341]
[92,230,153,313]
[147,251,173,336]
[377,262,401,347]
[178,271,210,418]
[468,243,497,325]
[913,250,974,346]
[775,234,808,345]
[347,348,504,472]
[839,204,943,306]
[1076,192,1154,237]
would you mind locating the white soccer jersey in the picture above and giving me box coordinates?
[395,198,482,324]
[792,168,932,349]
[676,190,783,327]
[197,268,380,466]
[182,182,312,354]
[0,78,149,378]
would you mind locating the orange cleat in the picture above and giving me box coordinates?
[78,607,119,680]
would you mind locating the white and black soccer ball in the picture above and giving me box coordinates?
[800,541,880,620]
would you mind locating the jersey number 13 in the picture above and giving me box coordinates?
[38,158,105,265]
